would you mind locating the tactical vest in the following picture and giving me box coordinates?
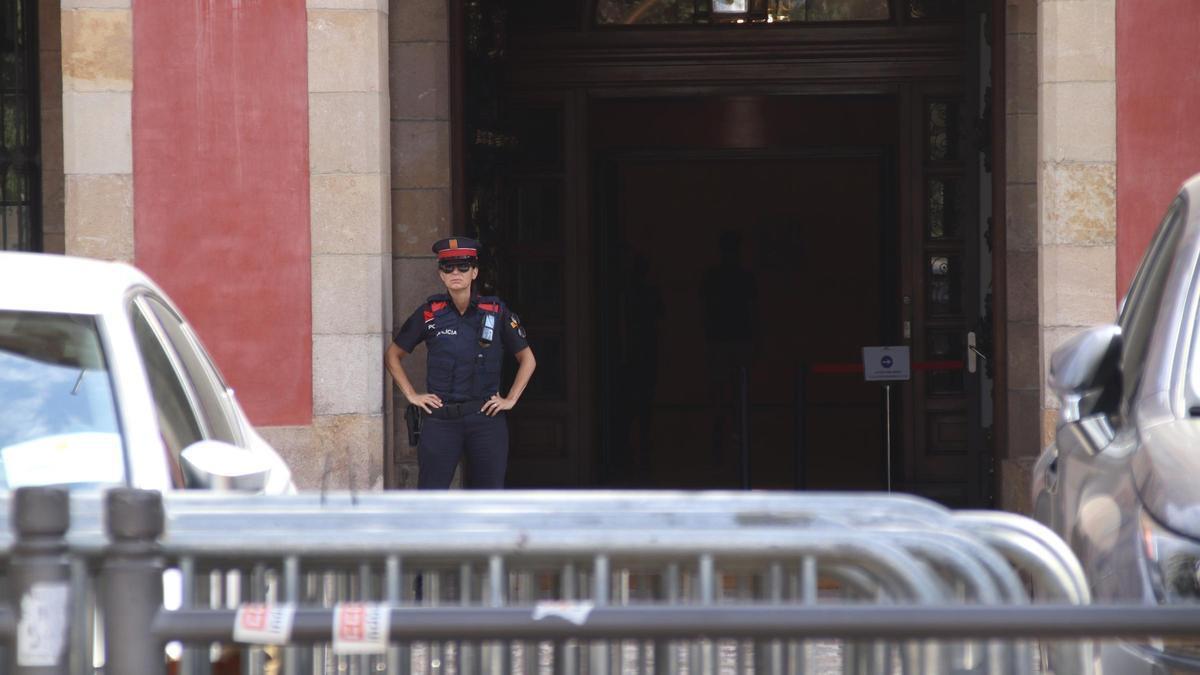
[422,294,504,401]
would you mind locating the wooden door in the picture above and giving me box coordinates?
[456,2,997,503]
[596,150,895,490]
[490,94,589,487]
[896,85,985,506]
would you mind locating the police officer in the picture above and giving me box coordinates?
[385,237,536,489]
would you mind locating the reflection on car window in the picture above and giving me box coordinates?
[131,305,204,465]
[0,311,125,488]
[1120,197,1187,412]
[141,297,241,445]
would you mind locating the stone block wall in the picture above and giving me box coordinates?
[60,0,132,262]
[261,0,393,491]
[1034,0,1116,500]
[388,0,454,487]
[1000,0,1040,514]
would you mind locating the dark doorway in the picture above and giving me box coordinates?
[599,151,895,489]
[456,0,1000,505]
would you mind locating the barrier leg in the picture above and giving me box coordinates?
[101,488,165,675]
[10,486,72,675]
[557,562,578,675]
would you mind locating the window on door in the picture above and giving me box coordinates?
[594,0,960,25]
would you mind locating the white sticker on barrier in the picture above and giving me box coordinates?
[332,603,391,655]
[233,604,295,645]
[533,601,595,626]
[17,581,69,666]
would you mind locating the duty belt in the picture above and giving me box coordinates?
[425,399,487,420]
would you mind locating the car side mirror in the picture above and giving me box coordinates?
[180,440,270,491]
[1049,324,1122,453]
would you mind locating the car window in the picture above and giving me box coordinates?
[130,303,205,465]
[0,310,125,488]
[140,297,242,446]
[1118,196,1188,413]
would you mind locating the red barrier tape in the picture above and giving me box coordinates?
[808,360,964,375]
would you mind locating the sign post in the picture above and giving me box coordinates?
[862,346,911,492]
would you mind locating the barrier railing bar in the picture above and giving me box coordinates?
[557,562,577,675]
[67,557,90,675]
[591,554,609,675]
[151,604,1200,641]
[283,555,300,675]
[384,555,404,675]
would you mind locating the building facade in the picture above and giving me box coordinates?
[9,0,1200,510]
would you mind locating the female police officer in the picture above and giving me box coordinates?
[385,237,536,489]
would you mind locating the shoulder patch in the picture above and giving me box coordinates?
[424,300,449,322]
[478,302,500,313]
[509,312,526,339]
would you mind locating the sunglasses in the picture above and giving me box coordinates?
[438,261,475,274]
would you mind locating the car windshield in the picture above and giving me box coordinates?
[0,310,125,489]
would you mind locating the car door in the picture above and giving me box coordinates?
[128,293,245,487]
[138,295,245,445]
[1053,197,1188,569]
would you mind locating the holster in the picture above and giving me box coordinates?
[404,403,423,447]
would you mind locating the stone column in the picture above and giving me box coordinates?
[389,0,453,487]
[61,0,133,262]
[305,0,392,489]
[1037,1,1116,456]
[999,0,1039,513]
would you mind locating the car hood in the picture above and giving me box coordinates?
[1134,418,1200,539]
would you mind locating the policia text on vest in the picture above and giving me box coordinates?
[385,237,537,489]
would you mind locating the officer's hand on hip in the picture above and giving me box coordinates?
[481,394,515,416]
[410,393,443,413]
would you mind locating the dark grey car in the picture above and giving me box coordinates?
[1033,174,1200,672]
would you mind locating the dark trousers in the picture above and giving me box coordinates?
[417,410,509,489]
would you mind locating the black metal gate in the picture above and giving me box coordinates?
[0,0,39,251]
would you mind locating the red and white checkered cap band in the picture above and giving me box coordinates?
[437,248,477,260]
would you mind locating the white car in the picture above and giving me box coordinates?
[0,251,294,494]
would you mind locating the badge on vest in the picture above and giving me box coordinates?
[480,313,496,346]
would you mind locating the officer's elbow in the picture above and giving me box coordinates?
[385,343,408,369]
[518,347,536,369]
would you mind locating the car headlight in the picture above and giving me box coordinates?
[1140,508,1200,604]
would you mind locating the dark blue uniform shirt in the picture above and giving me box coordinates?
[394,294,528,402]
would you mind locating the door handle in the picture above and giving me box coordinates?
[967,331,988,374]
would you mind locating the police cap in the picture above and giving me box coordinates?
[432,236,480,262]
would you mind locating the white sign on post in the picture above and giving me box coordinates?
[862,346,911,382]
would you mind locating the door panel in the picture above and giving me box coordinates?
[479,91,985,503]
[900,87,981,504]
[494,95,583,486]
[599,152,891,489]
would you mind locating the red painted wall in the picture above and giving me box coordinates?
[1116,1,1200,297]
[133,0,312,425]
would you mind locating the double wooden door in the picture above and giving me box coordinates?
[490,91,987,505]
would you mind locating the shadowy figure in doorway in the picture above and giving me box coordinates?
[613,250,664,484]
[699,229,759,470]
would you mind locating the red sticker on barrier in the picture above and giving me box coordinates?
[233,604,295,645]
[332,603,390,655]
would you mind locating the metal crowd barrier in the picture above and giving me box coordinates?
[0,488,1197,674]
